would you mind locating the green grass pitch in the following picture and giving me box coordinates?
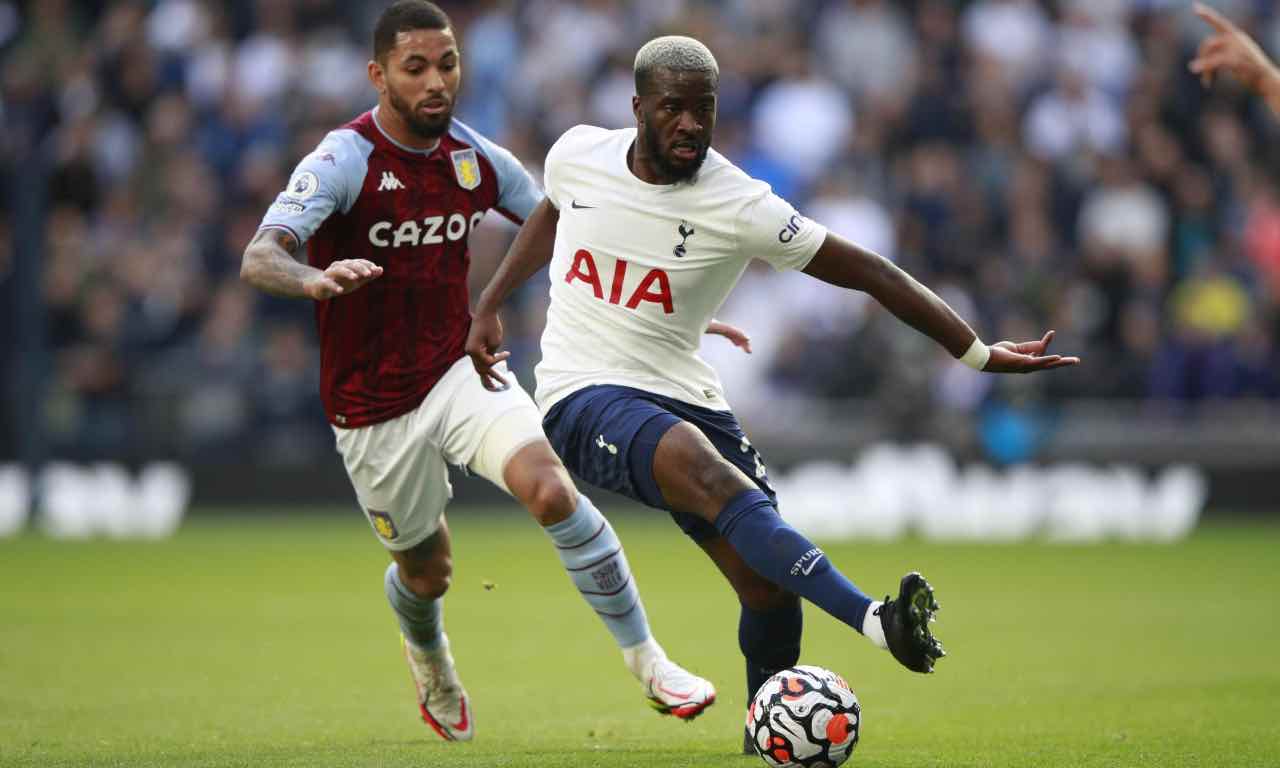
[2,509,1278,767]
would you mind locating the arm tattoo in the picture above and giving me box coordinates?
[254,227,299,254]
[240,227,321,299]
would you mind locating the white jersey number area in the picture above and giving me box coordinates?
[534,125,827,414]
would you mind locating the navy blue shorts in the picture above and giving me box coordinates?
[542,385,777,543]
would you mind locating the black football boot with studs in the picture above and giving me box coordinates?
[876,571,945,673]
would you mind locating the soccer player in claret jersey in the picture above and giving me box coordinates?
[467,36,1080,751]
[240,3,726,742]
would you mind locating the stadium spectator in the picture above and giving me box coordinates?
[4,0,1279,465]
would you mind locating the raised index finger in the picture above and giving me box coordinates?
[1194,2,1238,35]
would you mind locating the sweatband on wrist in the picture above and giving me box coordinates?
[959,337,990,371]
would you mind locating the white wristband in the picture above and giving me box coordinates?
[959,337,990,371]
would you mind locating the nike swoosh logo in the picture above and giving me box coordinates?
[451,697,469,732]
[570,200,595,209]
[656,682,696,700]
[800,555,824,576]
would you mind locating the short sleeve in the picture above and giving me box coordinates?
[542,125,593,211]
[446,120,545,224]
[258,129,371,246]
[487,142,542,224]
[541,136,567,210]
[737,190,829,272]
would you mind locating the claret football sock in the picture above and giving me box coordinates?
[542,494,652,649]
[714,489,873,635]
[384,561,444,651]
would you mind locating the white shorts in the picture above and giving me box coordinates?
[332,357,546,551]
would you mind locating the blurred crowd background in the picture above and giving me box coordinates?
[3,0,1280,470]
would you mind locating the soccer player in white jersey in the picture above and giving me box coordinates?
[239,4,719,742]
[467,35,1079,751]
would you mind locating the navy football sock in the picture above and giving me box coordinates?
[714,489,873,634]
[740,595,803,701]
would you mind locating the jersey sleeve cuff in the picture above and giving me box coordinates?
[257,223,305,247]
[787,223,829,273]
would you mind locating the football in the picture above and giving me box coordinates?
[747,665,861,768]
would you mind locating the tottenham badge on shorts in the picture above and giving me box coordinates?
[367,509,398,541]
[451,148,481,190]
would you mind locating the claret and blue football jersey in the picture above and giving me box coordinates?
[259,108,540,427]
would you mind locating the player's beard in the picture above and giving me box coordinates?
[389,86,453,140]
[646,120,707,182]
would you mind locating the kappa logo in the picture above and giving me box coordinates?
[673,220,695,257]
[367,509,399,540]
[378,171,405,192]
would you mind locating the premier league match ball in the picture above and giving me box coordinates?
[747,665,861,768]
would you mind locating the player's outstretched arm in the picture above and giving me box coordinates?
[1190,2,1280,117]
[801,233,1079,374]
[240,228,382,301]
[467,198,561,390]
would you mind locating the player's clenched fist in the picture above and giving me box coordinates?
[306,259,383,300]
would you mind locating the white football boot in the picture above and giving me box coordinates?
[644,656,717,721]
[402,633,474,741]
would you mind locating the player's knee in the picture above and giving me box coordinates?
[400,559,453,600]
[692,460,751,515]
[523,471,577,526]
[410,571,451,600]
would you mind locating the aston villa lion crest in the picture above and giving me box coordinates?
[451,149,481,190]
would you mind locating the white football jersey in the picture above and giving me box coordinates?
[535,125,828,413]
